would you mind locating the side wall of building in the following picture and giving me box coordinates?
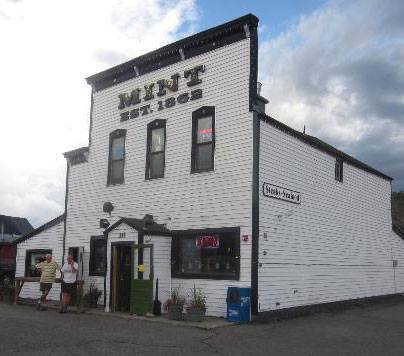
[258,121,402,312]
[390,231,404,293]
[15,222,64,301]
[65,39,253,316]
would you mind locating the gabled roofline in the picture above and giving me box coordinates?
[85,14,258,92]
[258,112,393,182]
[63,146,89,159]
[103,217,171,236]
[13,214,65,245]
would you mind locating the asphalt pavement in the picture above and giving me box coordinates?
[1,300,404,356]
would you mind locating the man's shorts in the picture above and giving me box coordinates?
[40,283,53,292]
[61,281,76,295]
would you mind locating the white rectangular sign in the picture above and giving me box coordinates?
[262,183,301,204]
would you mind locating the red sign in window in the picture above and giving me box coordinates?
[198,128,213,135]
[195,235,220,248]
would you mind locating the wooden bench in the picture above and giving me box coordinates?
[14,277,84,309]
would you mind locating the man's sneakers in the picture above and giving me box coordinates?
[59,305,67,314]
[36,299,41,311]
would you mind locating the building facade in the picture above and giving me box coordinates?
[15,14,404,317]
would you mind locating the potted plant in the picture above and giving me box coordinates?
[82,283,102,308]
[163,287,185,320]
[185,285,206,322]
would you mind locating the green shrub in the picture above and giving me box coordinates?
[82,283,102,308]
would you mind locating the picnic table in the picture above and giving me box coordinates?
[14,277,85,308]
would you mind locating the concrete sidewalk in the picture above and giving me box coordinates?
[16,299,234,330]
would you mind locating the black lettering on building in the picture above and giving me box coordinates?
[157,74,180,97]
[143,83,155,101]
[184,65,205,87]
[118,89,141,110]
[190,88,203,100]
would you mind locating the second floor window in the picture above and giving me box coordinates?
[146,119,166,179]
[191,106,215,172]
[108,129,126,185]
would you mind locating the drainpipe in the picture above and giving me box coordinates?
[62,160,70,265]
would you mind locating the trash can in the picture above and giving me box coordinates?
[226,287,251,323]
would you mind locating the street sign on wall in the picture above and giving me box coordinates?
[262,183,301,204]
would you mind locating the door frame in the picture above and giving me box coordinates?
[110,241,134,312]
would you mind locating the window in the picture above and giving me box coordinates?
[335,158,343,182]
[191,107,215,172]
[171,228,240,280]
[89,236,106,276]
[145,119,166,179]
[25,249,52,277]
[108,129,126,185]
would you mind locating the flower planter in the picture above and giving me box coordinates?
[167,304,183,320]
[185,307,206,322]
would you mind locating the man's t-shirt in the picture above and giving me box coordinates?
[61,262,79,283]
[35,261,60,283]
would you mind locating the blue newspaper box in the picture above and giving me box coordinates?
[226,287,251,323]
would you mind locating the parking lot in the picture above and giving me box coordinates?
[1,300,404,356]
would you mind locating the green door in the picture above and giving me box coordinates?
[117,245,132,312]
[130,244,154,315]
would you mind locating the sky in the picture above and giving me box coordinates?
[0,0,403,227]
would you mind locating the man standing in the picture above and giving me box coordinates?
[60,255,78,313]
[35,253,60,311]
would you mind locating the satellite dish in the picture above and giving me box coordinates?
[103,202,114,215]
[142,214,154,231]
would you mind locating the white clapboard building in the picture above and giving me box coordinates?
[15,14,404,317]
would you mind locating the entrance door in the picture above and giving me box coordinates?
[111,245,132,312]
[68,247,84,280]
[131,245,154,315]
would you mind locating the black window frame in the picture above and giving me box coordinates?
[335,158,343,182]
[191,106,215,173]
[25,249,52,277]
[171,227,240,280]
[107,129,126,185]
[145,119,167,180]
[89,236,107,276]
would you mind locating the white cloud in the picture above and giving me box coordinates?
[0,0,198,227]
[259,0,404,190]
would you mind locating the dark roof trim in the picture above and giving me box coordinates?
[257,94,269,104]
[104,217,171,236]
[393,223,404,240]
[13,214,65,245]
[258,113,393,181]
[86,14,258,92]
[63,146,89,159]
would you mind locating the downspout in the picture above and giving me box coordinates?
[248,18,260,315]
[62,160,70,265]
[103,230,108,309]
[251,112,260,315]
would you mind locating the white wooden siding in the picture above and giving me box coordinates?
[258,121,403,312]
[390,231,404,293]
[65,39,253,316]
[15,221,64,301]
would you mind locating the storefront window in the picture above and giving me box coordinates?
[25,249,52,277]
[171,228,240,280]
